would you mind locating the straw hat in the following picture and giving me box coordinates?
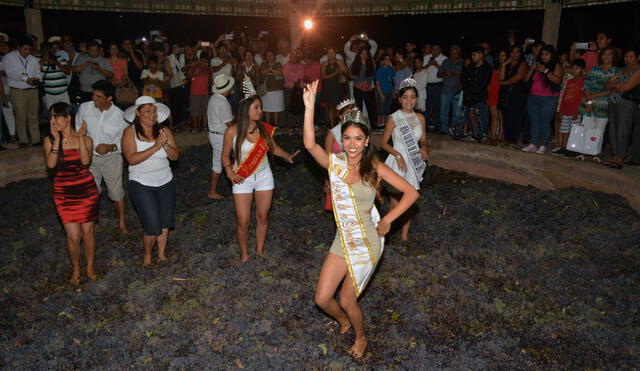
[124,96,171,123]
[212,74,235,94]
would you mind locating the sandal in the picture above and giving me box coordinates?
[592,156,601,163]
[606,161,623,170]
[575,154,585,161]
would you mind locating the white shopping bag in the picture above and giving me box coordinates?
[566,115,606,155]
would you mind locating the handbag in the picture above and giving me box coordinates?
[116,78,138,106]
[566,115,606,155]
[288,84,304,115]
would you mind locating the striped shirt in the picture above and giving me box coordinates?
[41,55,69,95]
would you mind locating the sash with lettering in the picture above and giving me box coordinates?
[235,123,276,178]
[329,153,384,296]
[391,110,426,183]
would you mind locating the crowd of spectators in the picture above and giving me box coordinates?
[0,28,638,168]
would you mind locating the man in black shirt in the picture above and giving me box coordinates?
[121,39,145,91]
[461,45,493,141]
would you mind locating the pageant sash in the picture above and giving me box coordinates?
[329,153,384,297]
[235,123,275,178]
[392,110,426,183]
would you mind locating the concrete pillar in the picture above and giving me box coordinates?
[24,7,44,44]
[289,13,302,50]
[541,0,562,47]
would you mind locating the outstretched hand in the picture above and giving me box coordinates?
[286,149,301,163]
[303,80,319,108]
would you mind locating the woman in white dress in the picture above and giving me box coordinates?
[412,56,428,112]
[380,77,429,241]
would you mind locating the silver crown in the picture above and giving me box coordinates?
[340,107,370,128]
[241,75,256,100]
[399,77,418,90]
[336,98,356,111]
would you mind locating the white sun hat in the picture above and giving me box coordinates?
[212,74,235,94]
[124,96,171,123]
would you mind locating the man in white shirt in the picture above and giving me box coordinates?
[422,43,447,129]
[76,80,129,233]
[210,44,232,81]
[3,37,43,145]
[207,74,234,200]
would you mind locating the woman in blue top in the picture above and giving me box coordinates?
[375,54,395,127]
[350,47,377,127]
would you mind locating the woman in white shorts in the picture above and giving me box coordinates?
[222,77,299,262]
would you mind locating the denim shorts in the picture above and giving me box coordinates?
[128,178,176,236]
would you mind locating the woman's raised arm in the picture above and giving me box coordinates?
[302,80,330,169]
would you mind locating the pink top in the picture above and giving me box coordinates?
[304,62,322,92]
[582,51,598,72]
[530,71,559,97]
[108,58,127,82]
[283,62,305,89]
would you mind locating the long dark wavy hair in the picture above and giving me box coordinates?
[48,102,73,167]
[132,104,162,140]
[234,96,274,166]
[341,121,379,187]
[350,47,375,78]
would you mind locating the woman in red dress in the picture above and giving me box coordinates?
[43,102,99,286]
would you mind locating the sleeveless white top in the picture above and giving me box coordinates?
[384,110,423,190]
[128,135,173,187]
[233,135,270,174]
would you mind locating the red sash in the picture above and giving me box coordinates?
[236,123,276,178]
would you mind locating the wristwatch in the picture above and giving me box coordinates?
[586,100,593,105]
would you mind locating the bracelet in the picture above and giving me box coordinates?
[50,149,60,154]
[586,100,593,105]
[395,154,402,160]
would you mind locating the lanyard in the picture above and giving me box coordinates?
[18,55,28,72]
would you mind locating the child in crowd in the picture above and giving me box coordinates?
[187,53,211,132]
[141,55,166,102]
[375,54,395,127]
[553,58,585,157]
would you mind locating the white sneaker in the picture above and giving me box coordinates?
[536,145,547,154]
[522,144,538,152]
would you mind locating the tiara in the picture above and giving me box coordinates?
[341,107,370,128]
[240,75,256,101]
[336,98,356,111]
[399,77,417,90]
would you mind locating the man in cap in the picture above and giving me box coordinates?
[207,74,235,199]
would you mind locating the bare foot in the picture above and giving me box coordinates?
[143,254,152,267]
[207,192,224,200]
[339,321,352,334]
[118,223,129,234]
[86,270,98,281]
[401,234,409,242]
[349,337,367,359]
[240,254,249,263]
[70,272,81,286]
[255,247,265,257]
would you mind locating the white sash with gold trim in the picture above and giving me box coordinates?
[329,153,384,296]
[391,110,426,183]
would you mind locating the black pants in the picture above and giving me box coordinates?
[353,88,377,127]
[501,93,527,143]
[168,85,189,126]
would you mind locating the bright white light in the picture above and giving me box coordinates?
[303,19,313,30]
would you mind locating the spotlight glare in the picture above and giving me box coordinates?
[303,19,313,30]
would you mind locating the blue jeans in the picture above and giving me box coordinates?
[425,83,442,128]
[527,95,559,147]
[440,90,462,133]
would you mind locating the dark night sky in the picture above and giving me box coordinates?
[1,2,638,54]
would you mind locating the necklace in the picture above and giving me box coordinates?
[348,162,360,169]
